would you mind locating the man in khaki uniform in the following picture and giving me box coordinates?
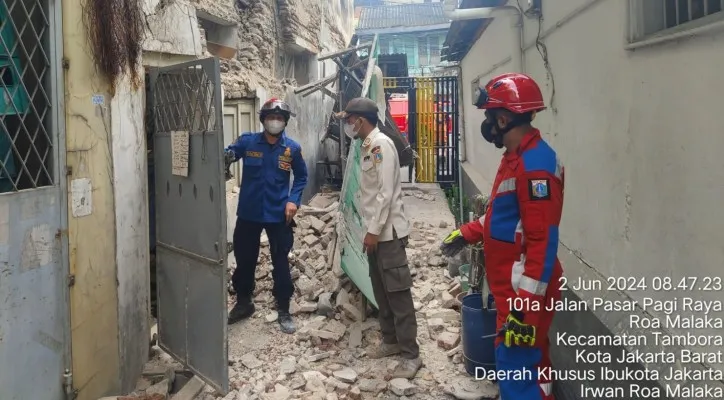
[336,97,421,379]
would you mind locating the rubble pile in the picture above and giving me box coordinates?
[128,191,498,400]
[218,192,498,399]
[401,189,437,202]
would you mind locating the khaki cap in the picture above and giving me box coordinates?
[335,97,379,119]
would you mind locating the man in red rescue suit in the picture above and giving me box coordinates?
[440,73,564,400]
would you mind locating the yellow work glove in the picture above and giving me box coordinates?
[440,229,467,257]
[500,310,536,347]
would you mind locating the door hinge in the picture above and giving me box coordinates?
[63,369,78,400]
[67,274,75,287]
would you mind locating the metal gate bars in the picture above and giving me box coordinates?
[384,76,459,186]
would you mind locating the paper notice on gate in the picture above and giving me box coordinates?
[171,130,189,177]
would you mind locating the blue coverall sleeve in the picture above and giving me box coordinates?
[288,145,308,206]
[225,134,248,161]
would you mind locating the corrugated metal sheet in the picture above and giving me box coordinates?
[357,3,449,31]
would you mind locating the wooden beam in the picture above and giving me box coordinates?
[318,43,372,61]
[294,73,338,94]
[333,58,364,87]
[319,85,338,100]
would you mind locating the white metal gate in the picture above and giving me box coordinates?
[0,0,70,398]
[149,57,229,394]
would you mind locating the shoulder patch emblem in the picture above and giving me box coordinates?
[373,152,383,163]
[279,161,291,171]
[371,145,381,154]
[528,179,550,200]
[284,147,291,158]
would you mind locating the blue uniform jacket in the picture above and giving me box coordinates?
[226,131,308,223]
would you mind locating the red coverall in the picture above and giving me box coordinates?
[459,129,564,400]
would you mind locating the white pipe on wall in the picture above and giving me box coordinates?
[442,0,524,73]
[443,0,525,223]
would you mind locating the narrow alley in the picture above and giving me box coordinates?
[3,0,724,399]
[135,186,498,400]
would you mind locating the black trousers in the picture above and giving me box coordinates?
[232,218,295,311]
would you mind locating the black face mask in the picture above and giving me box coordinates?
[481,119,504,149]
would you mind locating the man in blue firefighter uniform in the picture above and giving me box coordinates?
[224,98,308,334]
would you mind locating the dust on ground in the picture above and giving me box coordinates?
[132,185,498,400]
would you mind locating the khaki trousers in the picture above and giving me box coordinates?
[367,236,419,359]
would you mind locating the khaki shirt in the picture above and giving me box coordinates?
[359,128,410,241]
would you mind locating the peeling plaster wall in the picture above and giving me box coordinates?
[220,0,284,99]
[142,0,203,56]
[111,77,150,393]
[278,0,322,53]
[191,0,236,22]
[62,0,121,398]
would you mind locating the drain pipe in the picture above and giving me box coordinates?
[442,0,524,73]
[443,0,524,223]
[450,64,467,224]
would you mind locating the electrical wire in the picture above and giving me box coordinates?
[516,0,558,114]
[535,10,557,114]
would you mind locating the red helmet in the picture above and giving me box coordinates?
[259,98,295,122]
[474,73,546,114]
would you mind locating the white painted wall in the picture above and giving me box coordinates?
[459,0,724,361]
[110,77,150,392]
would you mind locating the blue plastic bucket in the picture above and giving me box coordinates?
[461,293,497,377]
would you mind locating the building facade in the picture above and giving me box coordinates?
[444,0,724,398]
[356,2,451,76]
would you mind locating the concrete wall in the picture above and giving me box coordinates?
[110,77,150,393]
[458,0,724,397]
[62,0,121,398]
[284,89,337,202]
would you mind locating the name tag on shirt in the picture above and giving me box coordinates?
[246,151,263,158]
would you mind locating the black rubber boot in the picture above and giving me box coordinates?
[278,311,296,334]
[228,297,255,325]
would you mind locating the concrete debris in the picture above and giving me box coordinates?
[279,356,297,375]
[144,378,170,398]
[316,292,335,317]
[266,311,279,323]
[332,367,358,383]
[437,332,461,350]
[241,353,263,370]
[402,189,436,201]
[167,189,492,400]
[358,378,387,394]
[389,378,417,396]
[443,377,499,399]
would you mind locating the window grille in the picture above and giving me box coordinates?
[631,0,724,41]
[0,0,54,193]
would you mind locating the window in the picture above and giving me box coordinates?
[429,36,442,66]
[630,0,724,41]
[417,37,429,66]
[378,37,390,55]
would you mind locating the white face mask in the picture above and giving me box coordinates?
[264,120,285,135]
[344,120,359,140]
